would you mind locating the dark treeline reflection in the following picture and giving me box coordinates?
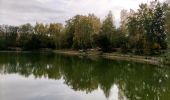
[0,52,170,100]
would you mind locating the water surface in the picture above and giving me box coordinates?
[0,52,170,100]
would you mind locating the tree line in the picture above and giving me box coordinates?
[0,0,169,55]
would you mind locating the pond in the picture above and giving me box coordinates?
[0,52,170,100]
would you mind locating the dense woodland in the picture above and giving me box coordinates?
[0,1,170,55]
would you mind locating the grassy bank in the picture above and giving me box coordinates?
[54,50,166,67]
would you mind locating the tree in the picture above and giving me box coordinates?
[153,2,168,49]
[100,11,115,45]
[4,25,18,47]
[64,20,75,48]
[88,14,101,48]
[65,14,101,50]
[72,15,93,49]
[97,11,115,52]
[0,25,7,49]
[48,23,63,48]
[33,23,56,49]
[95,34,112,52]
[127,1,168,54]
[127,8,146,54]
[18,23,34,48]
[34,22,48,35]
[165,4,170,47]
[18,23,56,50]
[120,9,135,35]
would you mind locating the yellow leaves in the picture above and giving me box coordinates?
[153,43,161,49]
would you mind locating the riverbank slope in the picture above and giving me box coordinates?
[54,50,165,66]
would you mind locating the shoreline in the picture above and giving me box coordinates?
[0,49,166,66]
[54,50,165,66]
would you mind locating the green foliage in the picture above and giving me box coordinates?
[165,5,170,48]
[94,34,112,52]
[112,28,126,48]
[100,11,116,47]
[127,1,168,55]
[65,14,101,50]
[48,23,63,48]
[34,23,48,35]
[18,23,34,47]
[0,1,169,54]
[94,11,116,52]
[0,36,7,49]
[0,25,18,49]
[17,23,58,50]
[22,34,56,50]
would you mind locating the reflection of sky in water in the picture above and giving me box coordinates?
[0,52,169,100]
[0,74,121,100]
[108,85,118,100]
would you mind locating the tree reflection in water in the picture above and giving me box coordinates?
[0,52,170,100]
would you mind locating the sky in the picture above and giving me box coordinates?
[0,0,166,27]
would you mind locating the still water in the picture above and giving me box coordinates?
[0,52,170,100]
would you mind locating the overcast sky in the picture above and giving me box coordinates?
[0,0,166,26]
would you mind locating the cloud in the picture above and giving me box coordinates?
[0,0,166,27]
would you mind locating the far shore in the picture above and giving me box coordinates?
[54,49,166,67]
[0,49,167,67]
